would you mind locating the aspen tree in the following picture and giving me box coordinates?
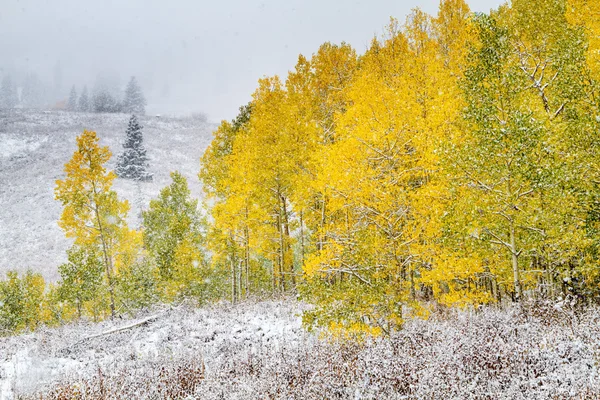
[55,130,131,318]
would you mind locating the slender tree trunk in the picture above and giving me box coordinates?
[237,259,243,300]
[545,266,554,299]
[90,177,116,319]
[509,221,521,301]
[410,267,416,300]
[230,236,237,304]
[507,173,522,302]
[244,206,250,298]
[319,193,326,251]
[278,210,285,293]
[244,225,250,299]
[300,210,305,267]
[94,205,115,319]
[281,195,294,288]
[231,256,237,304]
[136,180,143,227]
[271,257,277,295]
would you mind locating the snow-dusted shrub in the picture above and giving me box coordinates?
[14,301,599,400]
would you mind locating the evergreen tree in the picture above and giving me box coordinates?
[92,89,120,113]
[0,75,18,109]
[22,73,45,109]
[67,85,78,111]
[78,86,90,112]
[116,115,152,181]
[122,76,146,115]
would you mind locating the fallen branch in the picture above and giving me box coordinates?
[61,313,162,353]
[83,314,161,341]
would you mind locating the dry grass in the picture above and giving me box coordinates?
[20,301,600,400]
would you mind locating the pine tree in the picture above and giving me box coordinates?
[122,76,146,115]
[116,115,152,181]
[22,73,45,109]
[0,75,18,109]
[67,85,78,111]
[79,86,90,112]
[92,89,120,113]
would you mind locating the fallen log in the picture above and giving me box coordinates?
[60,313,162,354]
[81,314,161,342]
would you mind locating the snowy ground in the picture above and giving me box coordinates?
[0,300,305,399]
[0,109,215,280]
[1,300,599,399]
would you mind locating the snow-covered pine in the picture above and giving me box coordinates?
[115,115,153,181]
[122,76,146,115]
[21,74,45,109]
[78,86,90,112]
[66,86,77,112]
[0,75,18,109]
[92,88,120,113]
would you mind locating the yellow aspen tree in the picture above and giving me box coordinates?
[406,0,492,307]
[55,130,130,318]
[301,23,417,333]
[302,7,470,332]
[567,0,600,74]
[286,43,358,260]
[233,77,299,293]
[201,106,263,302]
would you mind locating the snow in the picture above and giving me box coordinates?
[0,109,215,280]
[0,135,46,159]
[1,301,599,399]
[0,300,304,399]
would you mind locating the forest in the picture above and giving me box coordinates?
[1,0,600,340]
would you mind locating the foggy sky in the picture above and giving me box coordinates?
[0,0,504,121]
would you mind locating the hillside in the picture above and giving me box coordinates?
[0,110,215,280]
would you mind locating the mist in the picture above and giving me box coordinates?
[0,0,503,121]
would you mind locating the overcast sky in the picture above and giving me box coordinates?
[0,0,504,121]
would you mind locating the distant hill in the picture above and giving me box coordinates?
[0,110,215,280]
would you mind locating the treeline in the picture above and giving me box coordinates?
[2,0,600,336]
[66,76,146,114]
[0,73,146,115]
[199,0,600,334]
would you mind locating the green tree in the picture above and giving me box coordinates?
[0,271,46,335]
[122,76,147,115]
[142,171,205,301]
[0,75,18,109]
[115,259,158,313]
[449,7,589,302]
[57,245,104,319]
[115,114,152,181]
[67,85,78,111]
